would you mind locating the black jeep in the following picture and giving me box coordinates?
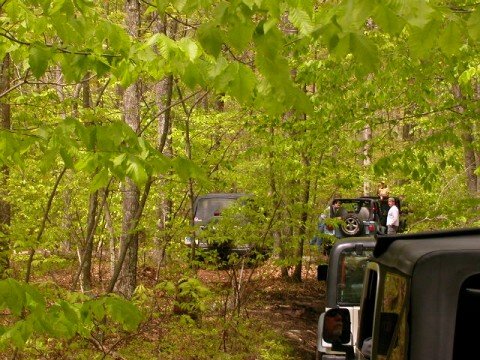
[330,196,406,237]
[319,227,480,360]
[185,193,268,262]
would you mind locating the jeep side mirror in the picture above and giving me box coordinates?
[322,308,351,344]
[317,264,328,281]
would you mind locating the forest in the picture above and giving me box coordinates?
[0,0,479,359]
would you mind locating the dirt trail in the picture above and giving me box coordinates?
[198,263,326,360]
[248,277,325,359]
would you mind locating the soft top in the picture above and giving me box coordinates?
[371,227,480,360]
[373,227,480,275]
[195,192,248,201]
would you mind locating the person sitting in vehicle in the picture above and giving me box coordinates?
[323,309,345,343]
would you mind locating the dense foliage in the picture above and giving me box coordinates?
[0,0,479,358]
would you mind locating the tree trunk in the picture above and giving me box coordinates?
[268,125,288,277]
[80,191,98,291]
[154,14,175,273]
[114,0,141,298]
[0,54,11,278]
[292,153,311,282]
[79,74,98,292]
[452,84,479,195]
[362,124,372,196]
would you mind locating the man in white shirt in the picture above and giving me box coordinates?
[386,197,399,234]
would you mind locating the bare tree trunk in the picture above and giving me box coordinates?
[452,84,479,195]
[362,124,372,196]
[0,54,11,278]
[80,191,98,291]
[154,14,175,274]
[102,196,117,276]
[79,74,99,292]
[292,152,310,282]
[114,0,141,298]
[268,125,287,277]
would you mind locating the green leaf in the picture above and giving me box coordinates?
[402,0,436,28]
[126,156,148,185]
[172,157,209,184]
[0,279,26,316]
[178,38,201,61]
[59,148,74,168]
[90,168,110,192]
[373,3,405,35]
[155,0,169,13]
[438,22,462,56]
[229,63,256,104]
[348,33,378,72]
[467,7,480,41]
[197,23,224,57]
[226,20,255,52]
[289,8,314,36]
[29,45,52,78]
[104,296,143,331]
[75,153,99,172]
[408,21,439,58]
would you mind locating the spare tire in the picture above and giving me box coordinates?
[340,213,363,237]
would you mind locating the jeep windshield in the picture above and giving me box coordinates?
[337,250,372,305]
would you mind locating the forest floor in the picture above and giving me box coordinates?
[14,255,327,359]
[197,259,326,360]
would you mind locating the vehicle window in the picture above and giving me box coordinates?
[341,201,360,214]
[337,251,372,305]
[194,198,238,224]
[358,269,377,347]
[378,272,408,360]
[453,273,480,359]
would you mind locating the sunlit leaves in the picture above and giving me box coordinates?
[197,23,224,57]
[373,3,405,35]
[344,33,379,72]
[408,21,440,58]
[289,8,314,36]
[439,21,463,56]
[0,279,143,349]
[401,0,436,28]
[467,7,480,41]
[28,45,52,78]
[0,118,177,189]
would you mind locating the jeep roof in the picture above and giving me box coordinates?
[361,228,480,360]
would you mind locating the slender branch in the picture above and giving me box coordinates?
[138,88,206,135]
[71,179,113,291]
[0,29,122,58]
[25,166,67,283]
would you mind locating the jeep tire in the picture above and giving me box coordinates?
[340,213,363,237]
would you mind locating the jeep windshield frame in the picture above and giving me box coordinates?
[325,238,376,308]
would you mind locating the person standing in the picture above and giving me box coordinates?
[311,200,344,252]
[329,199,343,218]
[377,181,390,200]
[386,197,399,235]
